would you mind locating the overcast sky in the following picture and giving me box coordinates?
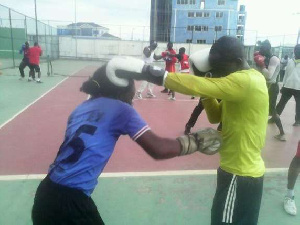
[0,0,299,44]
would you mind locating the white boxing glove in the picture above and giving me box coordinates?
[189,48,212,76]
[106,56,167,87]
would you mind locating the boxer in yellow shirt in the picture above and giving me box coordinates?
[105,36,269,225]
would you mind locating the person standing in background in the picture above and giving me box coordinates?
[28,42,43,83]
[19,41,30,80]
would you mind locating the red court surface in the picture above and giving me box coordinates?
[0,66,300,175]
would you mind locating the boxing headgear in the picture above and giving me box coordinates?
[189,48,212,75]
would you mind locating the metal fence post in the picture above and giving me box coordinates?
[8,9,16,67]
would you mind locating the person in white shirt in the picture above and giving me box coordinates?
[136,41,161,99]
[280,55,289,82]
[276,44,300,126]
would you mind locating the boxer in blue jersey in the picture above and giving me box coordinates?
[32,64,222,225]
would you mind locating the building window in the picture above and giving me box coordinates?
[188,12,195,17]
[196,12,202,17]
[194,25,208,32]
[187,25,195,31]
[197,39,206,44]
[200,0,205,9]
[204,12,210,17]
[216,12,223,18]
[215,26,222,31]
[189,0,196,4]
[186,39,192,43]
[218,0,225,5]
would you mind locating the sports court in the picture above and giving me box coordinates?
[0,59,299,225]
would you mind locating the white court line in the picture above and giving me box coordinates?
[0,168,288,181]
[0,77,69,130]
[133,98,198,102]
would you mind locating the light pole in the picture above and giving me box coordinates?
[34,0,38,42]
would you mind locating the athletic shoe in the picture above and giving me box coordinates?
[146,92,156,98]
[136,92,142,99]
[274,134,286,141]
[284,197,297,216]
[19,77,25,81]
[36,79,42,83]
[168,96,176,101]
[28,77,32,82]
[293,121,300,126]
[161,88,168,93]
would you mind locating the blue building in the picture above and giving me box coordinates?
[170,0,246,44]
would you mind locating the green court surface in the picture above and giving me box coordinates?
[0,60,103,126]
[0,172,299,225]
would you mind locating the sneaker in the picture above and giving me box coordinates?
[19,77,25,81]
[28,77,32,82]
[136,92,142,99]
[146,92,156,98]
[284,197,297,216]
[161,88,168,93]
[168,96,176,101]
[274,134,286,142]
[293,121,300,126]
[36,79,42,83]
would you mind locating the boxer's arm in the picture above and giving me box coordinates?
[262,56,279,80]
[164,72,250,102]
[201,99,222,124]
[153,54,163,60]
[136,131,181,159]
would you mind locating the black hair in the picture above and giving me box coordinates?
[167,42,173,48]
[294,44,300,59]
[179,47,185,53]
[34,42,38,46]
[261,40,271,50]
[209,36,244,64]
[80,64,134,101]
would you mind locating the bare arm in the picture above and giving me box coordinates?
[262,56,280,80]
[153,54,163,61]
[136,130,181,159]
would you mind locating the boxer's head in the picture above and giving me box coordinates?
[80,65,135,105]
[294,44,300,60]
[25,41,29,48]
[167,42,173,50]
[259,40,272,57]
[179,47,185,55]
[208,36,245,76]
[150,40,158,50]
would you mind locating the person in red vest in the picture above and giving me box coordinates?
[177,47,190,73]
[160,42,177,100]
[28,42,43,83]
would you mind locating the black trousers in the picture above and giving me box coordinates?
[211,168,264,225]
[186,99,204,127]
[268,83,279,116]
[19,59,29,77]
[32,176,105,225]
[276,87,300,123]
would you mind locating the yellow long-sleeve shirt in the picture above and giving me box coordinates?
[165,69,268,177]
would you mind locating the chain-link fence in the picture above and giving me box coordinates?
[0,4,59,69]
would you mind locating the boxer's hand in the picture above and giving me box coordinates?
[189,48,212,75]
[254,54,266,69]
[177,128,222,156]
[106,56,167,87]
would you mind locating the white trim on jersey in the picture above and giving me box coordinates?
[222,175,237,223]
[132,125,151,141]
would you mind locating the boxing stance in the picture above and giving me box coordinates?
[32,64,222,224]
[136,40,160,99]
[254,40,285,141]
[105,36,269,225]
[19,41,30,80]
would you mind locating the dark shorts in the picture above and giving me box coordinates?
[32,176,105,225]
[29,64,41,72]
[211,168,264,225]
